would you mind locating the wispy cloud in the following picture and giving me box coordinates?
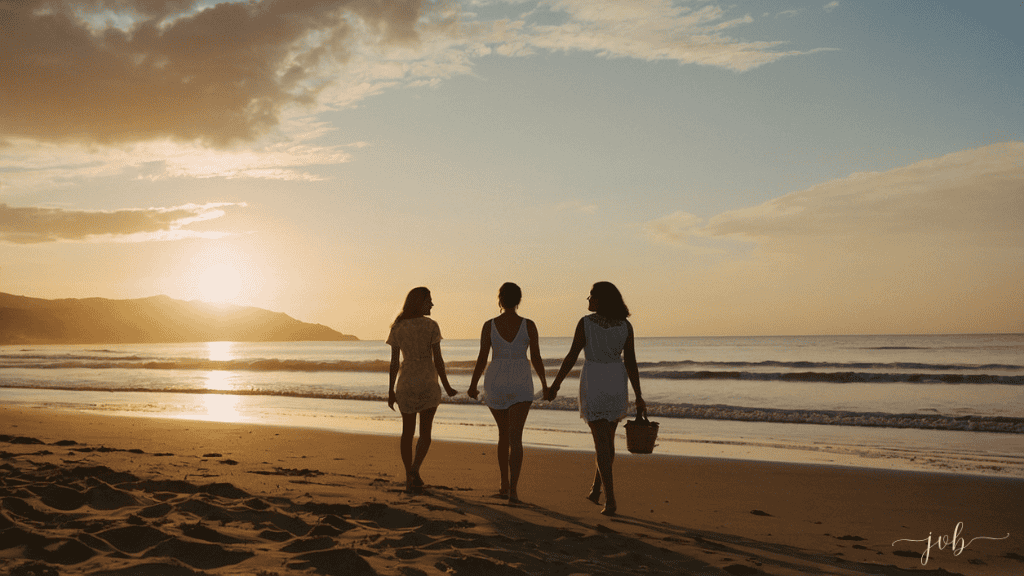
[1,1,830,194]
[646,142,1024,250]
[556,200,598,214]
[0,115,361,190]
[2,0,824,150]
[644,210,704,243]
[643,143,1024,335]
[823,2,839,13]
[0,202,245,244]
[467,0,827,72]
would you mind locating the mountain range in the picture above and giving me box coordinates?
[0,293,357,344]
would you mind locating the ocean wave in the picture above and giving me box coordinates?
[4,354,1019,374]
[638,403,1024,434]
[863,346,927,350]
[2,383,1022,434]
[633,359,1024,371]
[3,354,1022,385]
[640,370,1024,385]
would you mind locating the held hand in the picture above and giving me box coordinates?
[545,385,559,402]
[467,386,479,400]
[388,390,397,411]
[444,385,458,397]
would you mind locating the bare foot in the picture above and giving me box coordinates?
[586,489,602,505]
[601,503,617,516]
[406,474,423,493]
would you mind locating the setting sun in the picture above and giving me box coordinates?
[196,263,243,304]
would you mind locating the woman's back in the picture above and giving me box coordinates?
[583,314,628,364]
[490,317,529,360]
[484,316,534,410]
[388,317,440,363]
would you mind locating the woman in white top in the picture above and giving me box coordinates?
[387,287,458,492]
[468,283,547,502]
[547,282,644,516]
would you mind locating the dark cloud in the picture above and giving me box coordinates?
[0,202,242,243]
[0,0,426,147]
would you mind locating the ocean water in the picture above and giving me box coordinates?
[2,334,1022,477]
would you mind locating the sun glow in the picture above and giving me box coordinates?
[196,263,243,303]
[206,341,235,361]
[202,371,242,422]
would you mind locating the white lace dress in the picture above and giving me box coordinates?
[386,317,443,414]
[483,318,535,409]
[578,314,630,423]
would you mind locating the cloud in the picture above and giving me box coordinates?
[477,0,826,72]
[0,0,431,147]
[2,1,824,150]
[823,2,839,13]
[641,143,1024,336]
[0,202,245,244]
[643,210,704,243]
[0,114,361,190]
[556,200,597,214]
[1,0,829,192]
[643,210,738,255]
[647,142,1024,251]
[706,142,1024,246]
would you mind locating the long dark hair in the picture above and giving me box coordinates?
[392,287,430,328]
[591,281,630,321]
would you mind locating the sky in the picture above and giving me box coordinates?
[1,0,1022,340]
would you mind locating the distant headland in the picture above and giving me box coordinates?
[0,293,358,345]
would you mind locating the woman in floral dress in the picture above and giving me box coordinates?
[387,287,458,492]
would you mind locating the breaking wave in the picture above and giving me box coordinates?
[2,354,1021,385]
[1,383,1022,434]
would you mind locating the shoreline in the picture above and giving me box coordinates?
[5,391,1023,479]
[2,405,1022,575]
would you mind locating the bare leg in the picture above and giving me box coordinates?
[588,419,618,515]
[489,407,511,497]
[410,407,437,488]
[506,401,531,502]
[400,411,417,491]
[587,470,602,504]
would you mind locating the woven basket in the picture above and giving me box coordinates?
[624,413,659,454]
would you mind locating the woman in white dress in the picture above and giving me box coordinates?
[387,287,458,492]
[547,282,644,516]
[468,283,547,503]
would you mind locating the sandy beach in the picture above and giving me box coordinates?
[1,405,1020,576]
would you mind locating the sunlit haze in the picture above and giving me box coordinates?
[195,263,245,304]
[1,0,1021,339]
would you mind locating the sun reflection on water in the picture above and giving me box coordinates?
[206,341,235,362]
[201,369,242,422]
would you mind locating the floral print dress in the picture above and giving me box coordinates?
[387,317,443,414]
